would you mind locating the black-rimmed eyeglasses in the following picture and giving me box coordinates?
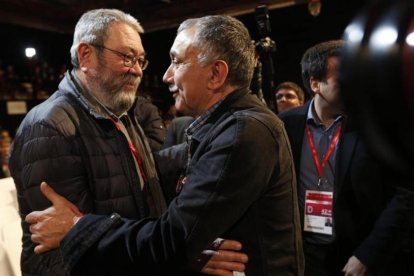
[91,44,149,70]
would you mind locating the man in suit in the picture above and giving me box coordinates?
[278,40,414,275]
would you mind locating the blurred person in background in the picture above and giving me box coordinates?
[279,40,414,276]
[0,128,11,178]
[274,81,305,113]
[135,95,167,151]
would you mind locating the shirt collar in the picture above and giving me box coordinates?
[185,99,225,137]
[306,99,343,128]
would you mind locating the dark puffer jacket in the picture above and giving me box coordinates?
[9,71,165,275]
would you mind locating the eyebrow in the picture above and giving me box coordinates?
[276,91,297,95]
[126,46,146,57]
[169,49,177,58]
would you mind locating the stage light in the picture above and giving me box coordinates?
[25,47,36,58]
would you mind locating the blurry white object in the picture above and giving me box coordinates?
[0,177,22,276]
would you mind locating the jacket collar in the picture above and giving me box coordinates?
[59,70,134,120]
[206,87,251,123]
[190,87,250,142]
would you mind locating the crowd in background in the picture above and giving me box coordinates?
[0,128,11,177]
[0,59,65,100]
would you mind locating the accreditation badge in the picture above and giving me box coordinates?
[304,190,333,235]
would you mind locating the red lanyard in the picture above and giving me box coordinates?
[305,123,342,186]
[109,118,147,182]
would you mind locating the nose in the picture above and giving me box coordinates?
[127,62,143,77]
[162,64,173,84]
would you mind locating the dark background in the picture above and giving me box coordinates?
[0,0,367,135]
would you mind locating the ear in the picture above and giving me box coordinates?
[207,60,229,90]
[310,77,320,95]
[77,43,94,69]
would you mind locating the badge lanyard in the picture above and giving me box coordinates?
[305,123,342,187]
[109,117,147,182]
[175,134,192,194]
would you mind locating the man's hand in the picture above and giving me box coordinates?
[342,255,372,276]
[25,182,83,254]
[201,239,248,276]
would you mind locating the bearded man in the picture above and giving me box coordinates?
[9,9,246,276]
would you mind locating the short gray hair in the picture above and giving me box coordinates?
[70,9,144,68]
[177,15,255,89]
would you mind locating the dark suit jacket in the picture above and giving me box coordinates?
[279,102,414,275]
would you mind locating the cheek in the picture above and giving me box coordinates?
[174,97,187,113]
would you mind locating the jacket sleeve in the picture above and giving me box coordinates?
[353,177,414,269]
[10,116,91,275]
[60,115,281,274]
[154,143,187,204]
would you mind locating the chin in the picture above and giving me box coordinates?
[175,105,186,115]
[122,87,138,95]
[174,102,188,116]
[113,93,136,112]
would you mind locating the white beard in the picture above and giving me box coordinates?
[88,67,141,116]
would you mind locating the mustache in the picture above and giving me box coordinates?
[121,74,141,87]
[168,85,178,93]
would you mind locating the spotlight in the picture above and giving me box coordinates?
[25,47,36,58]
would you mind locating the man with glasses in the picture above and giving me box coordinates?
[9,9,246,275]
[22,14,304,276]
[89,44,149,70]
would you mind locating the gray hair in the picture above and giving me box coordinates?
[177,15,255,89]
[70,9,144,68]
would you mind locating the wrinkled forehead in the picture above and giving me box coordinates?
[106,22,145,54]
[170,28,198,57]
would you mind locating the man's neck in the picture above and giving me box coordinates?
[73,69,124,119]
[194,85,239,118]
[312,101,339,128]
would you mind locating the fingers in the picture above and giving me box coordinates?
[34,245,46,254]
[211,250,248,263]
[40,182,63,205]
[40,182,83,216]
[207,261,246,273]
[202,255,246,275]
[25,210,42,224]
[200,239,248,276]
[34,243,53,254]
[201,249,247,274]
[217,239,242,251]
[30,226,50,254]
